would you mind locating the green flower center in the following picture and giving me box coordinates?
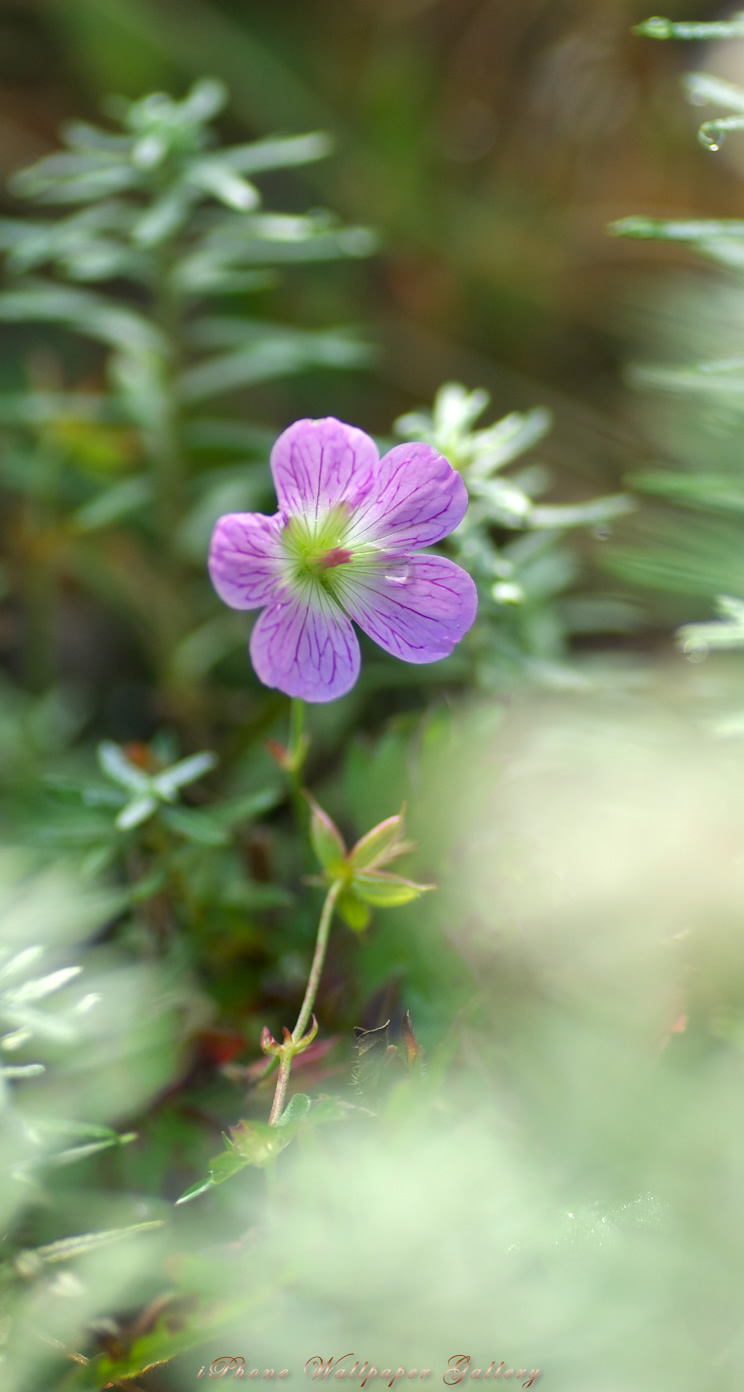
[282,507,358,593]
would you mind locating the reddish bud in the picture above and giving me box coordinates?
[265,739,291,771]
[260,1026,281,1056]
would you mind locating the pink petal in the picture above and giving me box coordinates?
[346,442,468,550]
[249,586,361,701]
[208,512,285,609]
[270,417,379,523]
[336,554,477,664]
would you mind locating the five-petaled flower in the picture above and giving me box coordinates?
[208,416,477,701]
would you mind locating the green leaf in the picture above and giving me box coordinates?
[175,1092,344,1205]
[152,750,218,798]
[38,1118,132,1142]
[474,477,532,525]
[10,162,141,204]
[188,158,260,211]
[678,595,744,653]
[45,1134,137,1167]
[627,355,744,396]
[62,120,133,153]
[191,216,376,268]
[351,871,434,908]
[73,477,153,532]
[92,1294,257,1389]
[211,787,283,826]
[629,471,744,514]
[127,866,168,902]
[176,1123,294,1202]
[173,1177,213,1205]
[97,741,151,793]
[178,327,372,404]
[698,116,744,150]
[131,185,196,247]
[634,14,744,40]
[177,76,228,125]
[223,131,332,174]
[13,1221,163,1275]
[610,216,744,241]
[116,794,158,831]
[0,281,164,354]
[5,965,82,1004]
[277,1093,311,1126]
[683,72,744,114]
[159,806,229,846]
[529,495,634,530]
[218,1123,291,1169]
[173,262,277,297]
[223,882,293,910]
[183,418,275,453]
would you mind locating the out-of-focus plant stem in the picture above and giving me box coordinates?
[150,242,193,718]
[21,443,59,693]
[268,878,341,1124]
[288,697,304,771]
[287,696,307,832]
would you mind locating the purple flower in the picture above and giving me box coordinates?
[208,416,477,702]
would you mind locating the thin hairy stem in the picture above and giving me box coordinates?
[268,879,342,1125]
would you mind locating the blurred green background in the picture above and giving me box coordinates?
[3,3,744,1390]
[0,0,737,474]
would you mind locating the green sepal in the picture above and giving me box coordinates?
[306,795,347,876]
[336,887,371,932]
[351,871,434,907]
[349,809,410,871]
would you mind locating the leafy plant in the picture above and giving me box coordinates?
[0,852,179,1392]
[608,16,744,638]
[0,79,373,721]
[395,382,635,688]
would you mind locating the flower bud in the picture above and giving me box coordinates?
[260,1026,281,1056]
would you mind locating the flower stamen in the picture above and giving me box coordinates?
[317,546,353,570]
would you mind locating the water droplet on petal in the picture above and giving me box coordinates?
[384,561,410,586]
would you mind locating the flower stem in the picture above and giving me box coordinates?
[268,1052,293,1126]
[288,697,304,769]
[293,879,341,1043]
[268,878,342,1125]
[287,696,307,826]
[285,696,312,864]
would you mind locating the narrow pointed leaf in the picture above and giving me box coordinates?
[223,132,332,174]
[634,15,744,40]
[16,1221,163,1269]
[276,1093,311,1127]
[160,806,229,846]
[684,72,744,114]
[116,794,158,831]
[5,966,82,1004]
[98,741,152,793]
[152,750,217,798]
